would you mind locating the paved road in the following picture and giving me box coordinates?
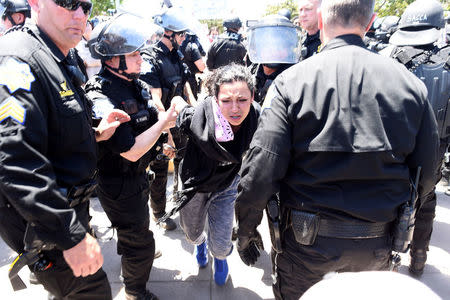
[1,179,449,299]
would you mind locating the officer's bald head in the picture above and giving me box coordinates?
[321,0,375,30]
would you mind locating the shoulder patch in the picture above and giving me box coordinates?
[261,85,275,111]
[0,96,26,125]
[0,57,35,94]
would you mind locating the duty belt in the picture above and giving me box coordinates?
[318,219,391,239]
[289,209,391,245]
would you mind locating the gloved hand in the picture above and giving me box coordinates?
[237,230,264,266]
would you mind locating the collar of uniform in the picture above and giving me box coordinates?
[101,67,135,87]
[320,34,366,53]
[31,25,66,63]
[305,30,320,42]
[157,40,172,56]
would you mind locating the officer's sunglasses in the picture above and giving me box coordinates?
[51,0,93,15]
[176,31,187,37]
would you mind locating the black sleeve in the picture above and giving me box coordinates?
[0,58,86,250]
[406,93,440,198]
[140,56,162,89]
[176,105,195,134]
[235,81,292,236]
[189,43,203,63]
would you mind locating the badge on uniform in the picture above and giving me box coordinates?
[59,81,74,97]
[0,57,35,94]
[0,96,26,125]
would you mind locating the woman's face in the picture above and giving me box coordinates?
[217,81,253,126]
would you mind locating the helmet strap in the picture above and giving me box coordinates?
[6,14,17,26]
[164,33,179,50]
[105,56,140,81]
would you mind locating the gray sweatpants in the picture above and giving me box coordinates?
[179,175,239,259]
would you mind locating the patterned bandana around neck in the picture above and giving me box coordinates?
[211,97,234,142]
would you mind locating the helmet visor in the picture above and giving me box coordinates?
[248,26,301,64]
[0,5,6,18]
[96,13,163,57]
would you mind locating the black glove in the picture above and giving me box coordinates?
[237,230,264,266]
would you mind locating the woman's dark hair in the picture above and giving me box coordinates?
[204,63,255,99]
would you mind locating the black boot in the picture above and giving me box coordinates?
[125,290,159,300]
[409,249,427,277]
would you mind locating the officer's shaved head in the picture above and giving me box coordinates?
[321,0,375,30]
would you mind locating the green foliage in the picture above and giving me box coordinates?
[91,0,119,17]
[375,0,449,17]
[265,0,299,20]
[200,19,224,34]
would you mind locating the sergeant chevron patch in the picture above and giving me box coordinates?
[0,57,35,94]
[0,96,26,125]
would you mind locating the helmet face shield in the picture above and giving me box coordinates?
[94,13,163,57]
[0,5,6,19]
[248,25,301,64]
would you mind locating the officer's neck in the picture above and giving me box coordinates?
[162,37,174,51]
[321,25,364,45]
[307,28,319,36]
[104,64,134,82]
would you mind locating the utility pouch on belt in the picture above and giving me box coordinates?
[290,210,320,246]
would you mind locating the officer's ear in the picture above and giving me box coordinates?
[318,9,323,31]
[28,0,39,13]
[365,13,377,33]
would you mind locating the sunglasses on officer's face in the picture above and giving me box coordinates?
[51,0,93,15]
[176,31,186,37]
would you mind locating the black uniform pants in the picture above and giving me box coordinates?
[411,141,447,252]
[272,227,391,300]
[149,127,187,217]
[97,175,155,295]
[0,202,111,300]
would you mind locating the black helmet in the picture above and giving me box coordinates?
[154,7,191,33]
[1,0,30,27]
[390,0,444,46]
[374,16,399,43]
[277,8,292,21]
[247,14,301,65]
[223,16,242,30]
[88,13,163,60]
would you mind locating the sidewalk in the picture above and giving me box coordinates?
[1,178,449,299]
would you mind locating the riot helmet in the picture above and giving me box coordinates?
[278,8,292,21]
[374,16,399,43]
[247,14,301,66]
[223,16,242,31]
[390,0,445,46]
[154,7,192,49]
[1,0,31,26]
[88,13,163,79]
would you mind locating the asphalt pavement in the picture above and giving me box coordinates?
[1,177,449,300]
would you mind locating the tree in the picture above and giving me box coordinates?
[265,0,299,20]
[375,0,449,17]
[91,0,120,17]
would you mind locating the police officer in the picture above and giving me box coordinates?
[235,0,439,299]
[298,0,322,60]
[247,14,301,104]
[180,32,206,98]
[206,15,247,70]
[86,13,177,300]
[365,16,399,52]
[0,0,30,30]
[0,0,131,298]
[387,0,450,277]
[141,7,197,230]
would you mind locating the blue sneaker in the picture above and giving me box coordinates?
[195,241,208,268]
[213,258,229,286]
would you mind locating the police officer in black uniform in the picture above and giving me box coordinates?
[0,0,30,29]
[141,7,197,230]
[365,15,399,52]
[247,14,301,104]
[0,0,131,298]
[235,0,440,299]
[386,0,450,277]
[206,16,247,70]
[180,32,206,98]
[86,14,177,300]
[298,0,322,60]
